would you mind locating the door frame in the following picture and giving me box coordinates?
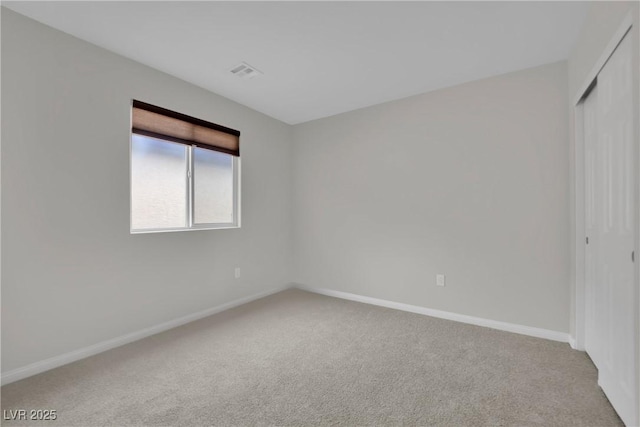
[572,11,638,426]
[572,13,633,351]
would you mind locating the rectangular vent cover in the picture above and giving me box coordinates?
[229,62,262,79]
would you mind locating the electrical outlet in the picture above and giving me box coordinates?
[234,267,241,279]
[436,274,445,287]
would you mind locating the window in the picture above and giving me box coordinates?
[130,100,240,233]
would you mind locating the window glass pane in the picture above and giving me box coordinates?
[131,134,187,230]
[193,147,234,224]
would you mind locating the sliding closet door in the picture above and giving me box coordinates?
[583,85,601,369]
[586,30,637,426]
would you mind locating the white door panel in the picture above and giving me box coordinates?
[584,30,637,427]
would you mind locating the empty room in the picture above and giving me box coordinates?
[1,1,639,426]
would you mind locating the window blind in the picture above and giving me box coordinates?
[132,100,240,157]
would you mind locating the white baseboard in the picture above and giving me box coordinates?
[295,284,570,344]
[1,285,291,386]
[3,283,572,386]
[568,336,577,350]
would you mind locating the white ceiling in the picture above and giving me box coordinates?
[3,1,588,124]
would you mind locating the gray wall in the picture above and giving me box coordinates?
[1,9,293,373]
[292,62,570,333]
[4,3,601,376]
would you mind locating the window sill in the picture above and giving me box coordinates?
[130,224,240,234]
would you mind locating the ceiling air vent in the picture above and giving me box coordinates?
[229,62,263,79]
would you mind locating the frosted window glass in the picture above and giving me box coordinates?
[194,147,234,224]
[131,134,187,230]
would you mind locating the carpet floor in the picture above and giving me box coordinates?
[1,289,623,426]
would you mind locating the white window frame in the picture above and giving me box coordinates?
[129,134,241,234]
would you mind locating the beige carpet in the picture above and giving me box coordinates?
[1,289,622,426]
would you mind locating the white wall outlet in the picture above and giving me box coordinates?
[234,267,241,279]
[436,274,446,287]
